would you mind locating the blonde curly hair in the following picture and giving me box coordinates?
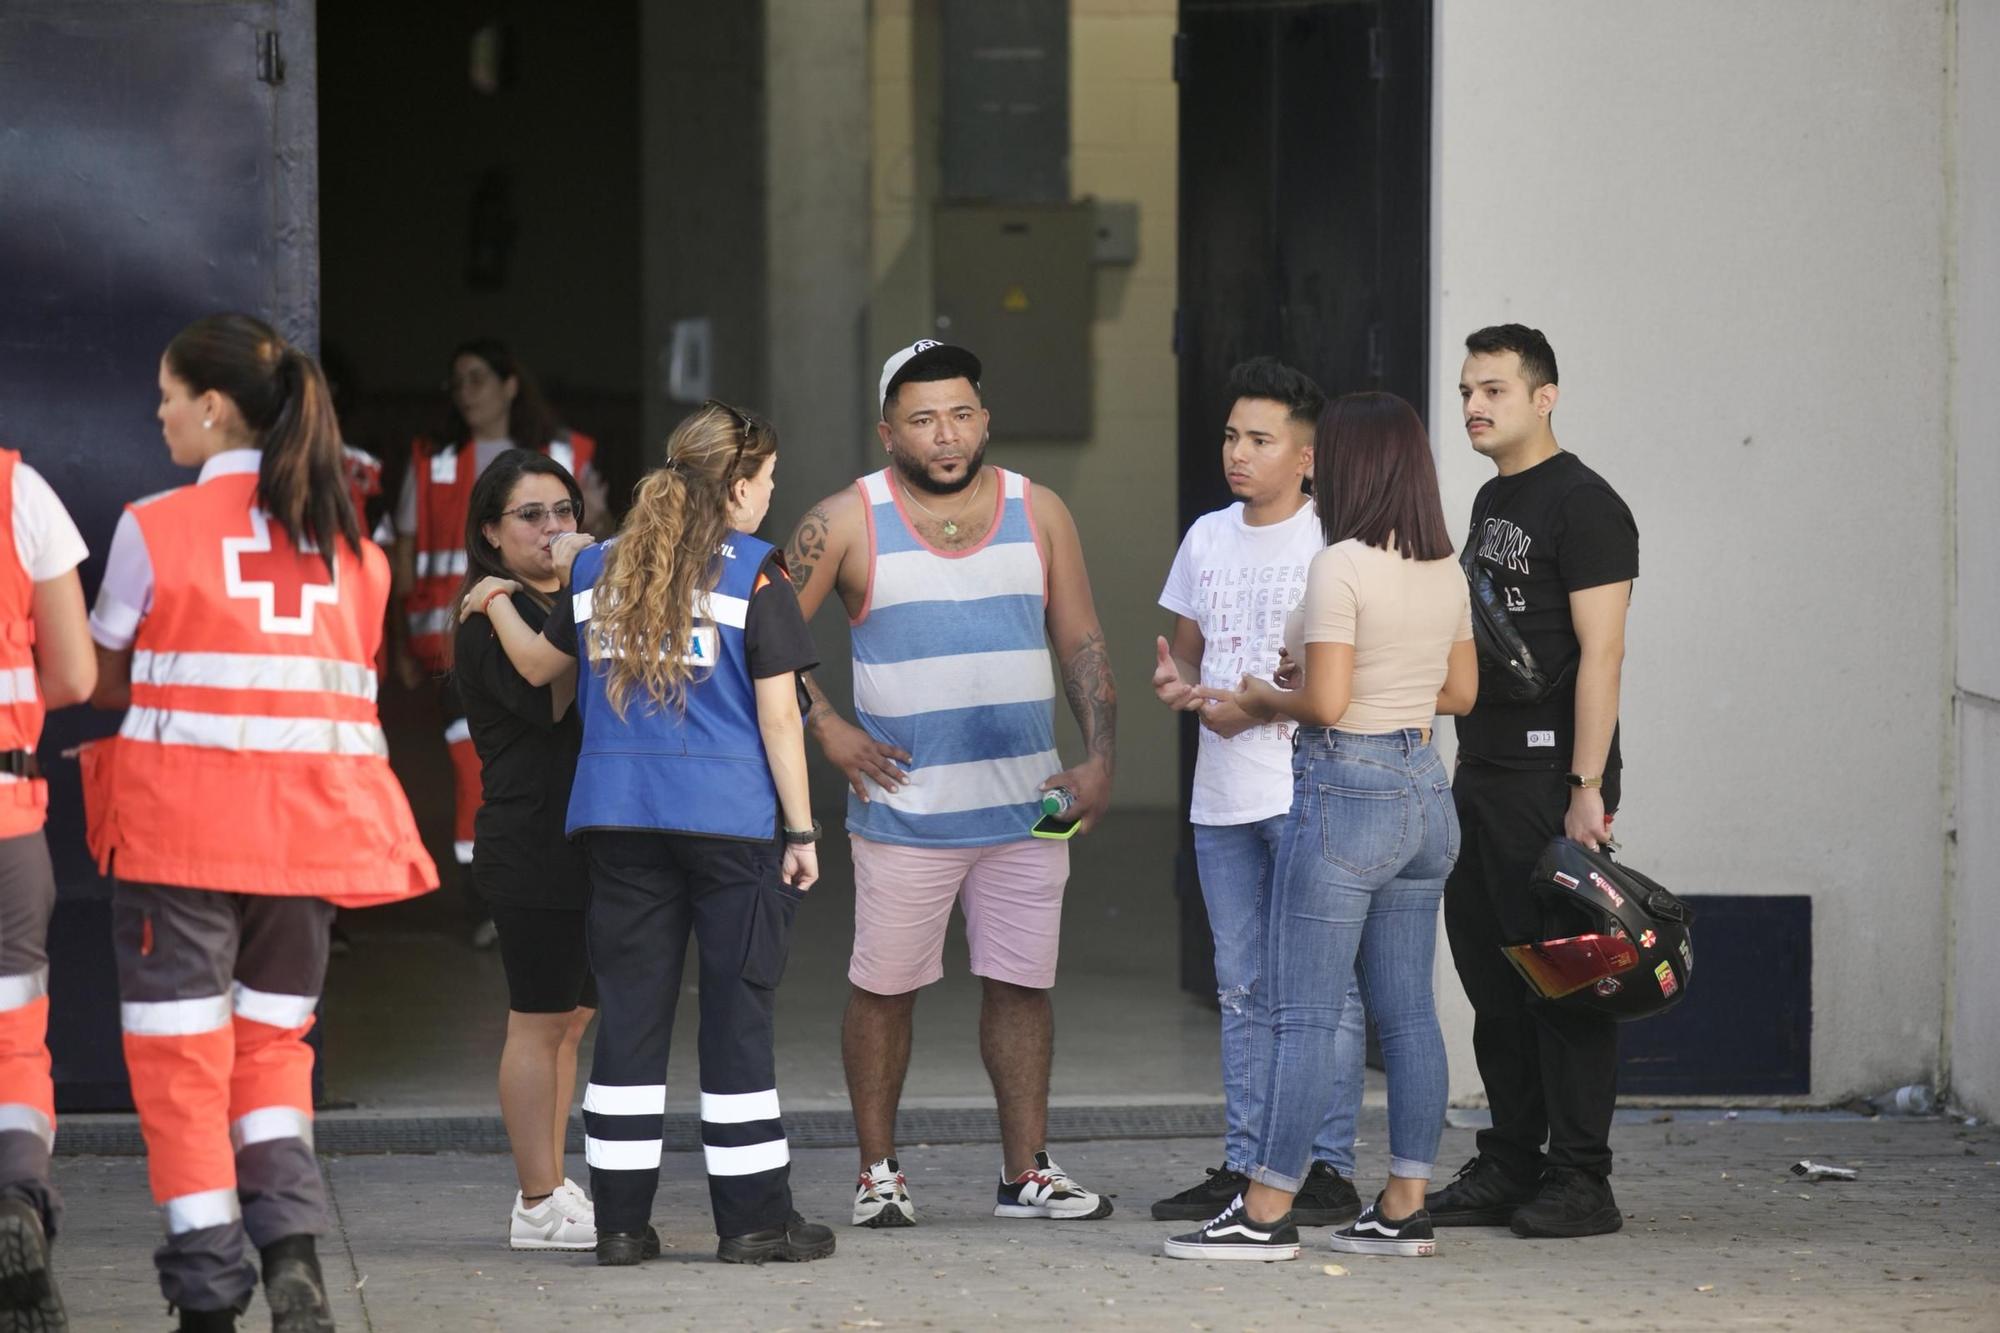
[591,401,776,718]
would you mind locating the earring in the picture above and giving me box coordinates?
[202,418,213,430]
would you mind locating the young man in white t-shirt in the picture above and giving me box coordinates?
[1148,358,1366,1227]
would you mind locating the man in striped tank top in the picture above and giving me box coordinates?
[785,342,1118,1228]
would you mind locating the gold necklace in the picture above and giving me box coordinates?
[899,469,986,538]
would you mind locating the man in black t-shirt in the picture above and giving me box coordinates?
[1426,325,1639,1240]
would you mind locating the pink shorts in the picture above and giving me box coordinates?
[848,835,1070,993]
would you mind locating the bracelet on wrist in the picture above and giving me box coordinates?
[782,820,822,845]
[481,587,512,615]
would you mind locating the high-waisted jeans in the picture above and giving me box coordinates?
[1250,728,1459,1192]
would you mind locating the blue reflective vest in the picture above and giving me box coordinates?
[565,533,778,841]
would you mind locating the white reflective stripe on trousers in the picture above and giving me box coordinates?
[407,606,457,638]
[232,982,318,1029]
[583,1083,667,1117]
[703,1138,790,1177]
[121,994,233,1037]
[699,1089,779,1124]
[0,966,49,1012]
[119,707,389,759]
[132,650,378,703]
[443,718,471,745]
[0,1104,54,1151]
[585,1137,664,1171]
[0,667,38,705]
[231,1105,313,1151]
[163,1187,241,1235]
[453,840,474,865]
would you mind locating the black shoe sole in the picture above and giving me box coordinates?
[0,1206,62,1333]
[856,1207,915,1229]
[263,1274,335,1333]
[1510,1206,1623,1238]
[596,1228,663,1266]
[716,1233,837,1265]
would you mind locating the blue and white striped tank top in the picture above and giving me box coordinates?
[846,467,1057,847]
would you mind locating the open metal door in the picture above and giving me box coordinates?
[0,0,319,1108]
[1173,0,1432,999]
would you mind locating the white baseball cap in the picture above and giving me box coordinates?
[878,340,984,417]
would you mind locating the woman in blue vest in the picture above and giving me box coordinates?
[459,400,831,1267]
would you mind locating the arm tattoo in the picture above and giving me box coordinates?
[1060,628,1117,767]
[786,504,831,595]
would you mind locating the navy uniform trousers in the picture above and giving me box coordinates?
[580,830,802,1237]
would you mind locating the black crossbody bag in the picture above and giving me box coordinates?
[1461,497,1574,706]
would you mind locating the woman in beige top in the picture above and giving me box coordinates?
[1165,391,1475,1264]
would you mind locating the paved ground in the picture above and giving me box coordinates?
[46,1111,1999,1331]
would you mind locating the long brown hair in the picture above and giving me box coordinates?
[443,337,558,450]
[593,401,775,718]
[165,314,360,573]
[1313,391,1453,561]
[454,448,584,617]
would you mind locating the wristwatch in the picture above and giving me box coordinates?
[782,820,822,845]
[1565,773,1603,789]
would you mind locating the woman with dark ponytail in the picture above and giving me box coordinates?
[461,402,831,1269]
[86,313,438,1332]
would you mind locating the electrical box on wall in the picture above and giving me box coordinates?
[932,202,1094,439]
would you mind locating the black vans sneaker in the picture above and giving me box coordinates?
[1423,1154,1541,1226]
[717,1212,836,1264]
[1292,1161,1362,1226]
[1150,1165,1249,1221]
[1162,1196,1301,1261]
[1329,1197,1437,1258]
[1509,1166,1622,1238]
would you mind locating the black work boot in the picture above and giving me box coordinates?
[0,1193,65,1330]
[595,1225,663,1267]
[175,1308,238,1332]
[1423,1154,1542,1227]
[1291,1161,1363,1227]
[716,1212,836,1265]
[259,1234,334,1332]
[1509,1166,1622,1238]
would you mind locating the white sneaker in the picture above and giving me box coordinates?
[994,1150,1113,1220]
[557,1176,590,1206]
[852,1157,916,1228]
[510,1187,596,1251]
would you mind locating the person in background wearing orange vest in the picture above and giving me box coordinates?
[0,445,98,1330]
[85,314,439,1332]
[385,339,605,951]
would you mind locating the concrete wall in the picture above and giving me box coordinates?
[1432,0,1954,1102]
[1950,0,2000,1118]
[867,0,1181,807]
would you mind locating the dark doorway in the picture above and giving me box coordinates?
[1172,0,1433,998]
[315,3,644,925]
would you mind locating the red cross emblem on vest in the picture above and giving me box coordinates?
[223,509,339,636]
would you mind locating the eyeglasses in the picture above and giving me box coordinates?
[498,500,584,525]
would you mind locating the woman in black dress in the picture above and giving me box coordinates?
[451,449,598,1250]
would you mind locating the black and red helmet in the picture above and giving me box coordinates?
[1501,838,1695,1021]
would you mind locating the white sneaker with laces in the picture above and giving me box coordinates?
[557,1176,590,1206]
[994,1150,1113,1220]
[852,1157,916,1228]
[510,1187,596,1251]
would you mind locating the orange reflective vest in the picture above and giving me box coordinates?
[403,431,595,671]
[82,468,439,907]
[0,450,47,839]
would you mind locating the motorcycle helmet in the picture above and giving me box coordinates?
[1501,838,1696,1021]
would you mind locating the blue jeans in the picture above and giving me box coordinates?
[1194,817,1365,1176]
[1251,729,1458,1191]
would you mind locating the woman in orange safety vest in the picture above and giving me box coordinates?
[85,314,438,1333]
[0,444,98,1330]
